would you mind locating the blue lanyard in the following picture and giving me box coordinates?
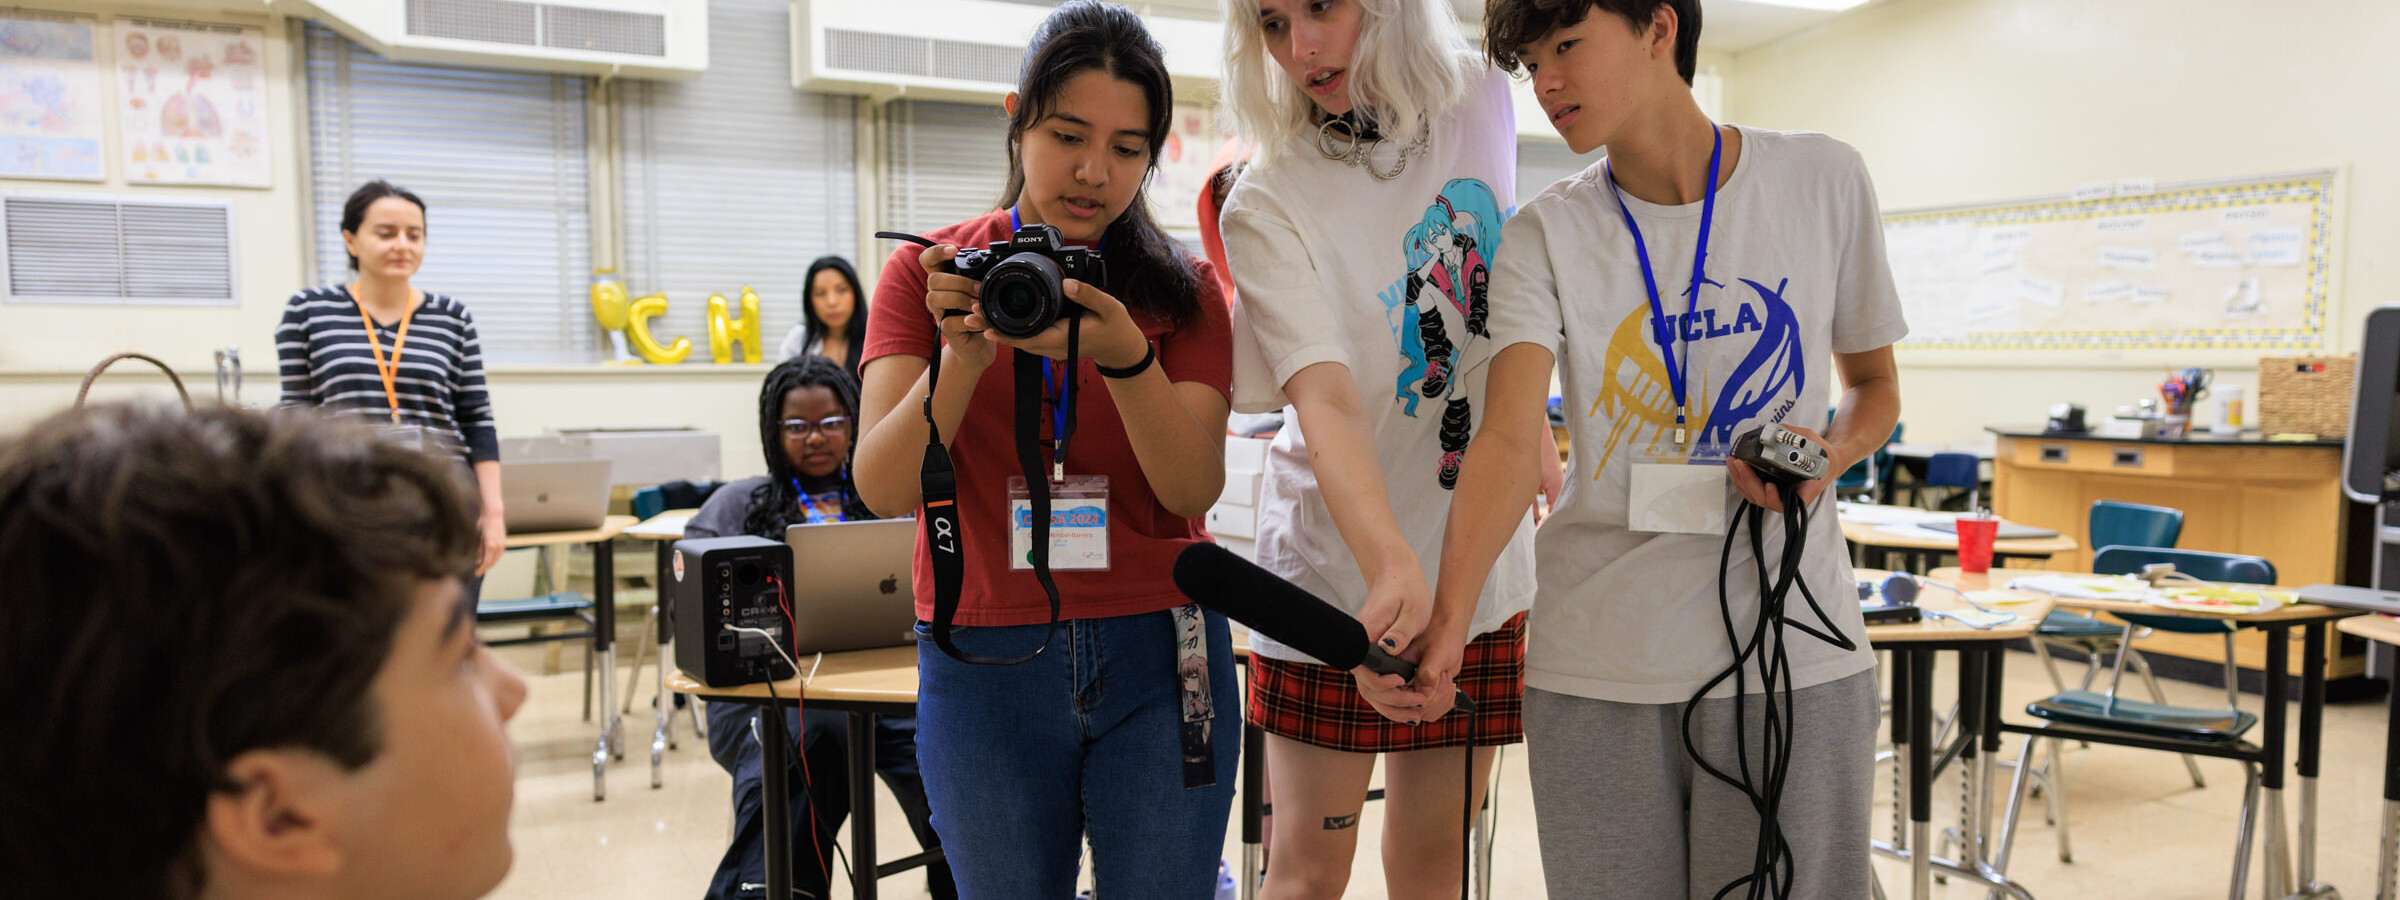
[1606,125,1723,445]
[1010,205,1088,475]
[791,479,848,525]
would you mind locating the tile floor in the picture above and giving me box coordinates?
[482,636,2393,899]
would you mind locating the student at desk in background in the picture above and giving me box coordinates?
[684,355,955,900]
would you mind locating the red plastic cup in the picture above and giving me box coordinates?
[1955,516,1999,574]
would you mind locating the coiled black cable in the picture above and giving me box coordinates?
[1683,482,1857,900]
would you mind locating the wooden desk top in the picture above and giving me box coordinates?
[625,509,701,541]
[504,514,635,549]
[1858,569,2052,643]
[670,645,921,706]
[1838,515,2081,556]
[2336,614,2400,646]
[1929,568,2357,625]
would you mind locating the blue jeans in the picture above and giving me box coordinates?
[915,607,1239,899]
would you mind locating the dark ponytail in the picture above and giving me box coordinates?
[1000,0,1200,328]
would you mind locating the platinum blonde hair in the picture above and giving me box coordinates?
[1219,0,1479,168]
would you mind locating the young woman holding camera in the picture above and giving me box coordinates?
[1214,1,1556,896]
[852,2,1238,895]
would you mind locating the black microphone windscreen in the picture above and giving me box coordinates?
[1173,543,1369,670]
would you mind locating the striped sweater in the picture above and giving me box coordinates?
[275,285,500,463]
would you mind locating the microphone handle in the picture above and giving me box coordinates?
[1361,646,1417,681]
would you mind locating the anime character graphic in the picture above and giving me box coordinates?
[1379,179,1508,488]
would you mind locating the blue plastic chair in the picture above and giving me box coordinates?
[1923,452,1983,511]
[2036,502,2188,648]
[1834,422,1903,502]
[2002,546,2276,885]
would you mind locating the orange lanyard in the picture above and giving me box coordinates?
[355,292,417,424]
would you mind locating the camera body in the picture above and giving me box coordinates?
[1730,423,1832,485]
[950,223,1106,340]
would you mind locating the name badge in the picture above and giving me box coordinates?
[1008,475,1111,571]
[1629,442,1730,535]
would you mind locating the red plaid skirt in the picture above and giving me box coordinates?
[1245,612,1526,753]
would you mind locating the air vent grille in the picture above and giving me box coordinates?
[824,28,1019,84]
[405,0,666,57]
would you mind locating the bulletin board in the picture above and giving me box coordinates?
[1880,170,2335,351]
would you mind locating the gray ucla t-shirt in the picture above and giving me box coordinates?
[1484,125,1909,704]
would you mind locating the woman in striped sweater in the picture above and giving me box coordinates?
[277,179,508,578]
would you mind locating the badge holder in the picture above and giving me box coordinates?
[1008,475,1111,571]
[1629,433,1733,536]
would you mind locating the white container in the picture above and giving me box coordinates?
[2212,385,2246,436]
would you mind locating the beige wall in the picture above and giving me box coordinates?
[0,5,783,482]
[1726,0,2398,443]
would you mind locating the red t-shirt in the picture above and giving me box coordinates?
[864,209,1235,626]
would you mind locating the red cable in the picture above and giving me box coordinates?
[765,573,829,884]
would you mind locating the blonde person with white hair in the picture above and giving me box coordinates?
[1215,1,1559,897]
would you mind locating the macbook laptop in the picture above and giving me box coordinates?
[499,459,614,534]
[784,518,922,655]
[1917,519,2061,540]
[2298,584,2400,615]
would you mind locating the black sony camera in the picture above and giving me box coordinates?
[1731,423,1832,485]
[940,223,1107,340]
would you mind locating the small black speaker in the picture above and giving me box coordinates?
[672,535,795,687]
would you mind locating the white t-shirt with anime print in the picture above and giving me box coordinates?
[1220,67,1537,666]
[1484,125,1909,704]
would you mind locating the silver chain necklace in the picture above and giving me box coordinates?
[1315,114,1430,181]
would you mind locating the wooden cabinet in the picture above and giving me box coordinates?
[1991,432,2360,679]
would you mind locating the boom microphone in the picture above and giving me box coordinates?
[1172,543,1416,680]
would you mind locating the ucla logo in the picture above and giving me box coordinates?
[1016,504,1107,529]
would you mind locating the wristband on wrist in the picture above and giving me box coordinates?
[1096,340,1157,379]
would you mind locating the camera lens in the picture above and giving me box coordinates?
[982,253,1065,340]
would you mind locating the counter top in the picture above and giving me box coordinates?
[1985,426,2343,447]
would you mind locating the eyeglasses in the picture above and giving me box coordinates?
[780,416,851,439]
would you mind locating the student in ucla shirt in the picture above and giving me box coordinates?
[1436,2,1906,896]
[684,355,954,900]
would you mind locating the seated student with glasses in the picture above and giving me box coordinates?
[0,402,528,900]
[685,355,955,900]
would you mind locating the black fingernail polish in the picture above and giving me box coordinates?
[1381,637,1397,648]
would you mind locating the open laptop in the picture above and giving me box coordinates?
[784,518,921,654]
[1916,519,2062,540]
[499,459,614,534]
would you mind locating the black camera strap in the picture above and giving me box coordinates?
[913,285,1075,668]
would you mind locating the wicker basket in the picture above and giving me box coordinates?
[2256,355,2355,438]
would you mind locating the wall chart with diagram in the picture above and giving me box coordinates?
[1881,170,2335,350]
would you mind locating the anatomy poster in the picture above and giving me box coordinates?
[118,18,270,187]
[0,10,104,181]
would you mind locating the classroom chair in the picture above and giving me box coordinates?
[1996,547,2276,897]
[478,555,598,718]
[1834,422,1903,502]
[1921,452,1982,512]
[625,481,728,741]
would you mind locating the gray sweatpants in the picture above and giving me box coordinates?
[1524,671,1878,900]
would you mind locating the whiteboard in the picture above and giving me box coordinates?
[1881,170,2335,350]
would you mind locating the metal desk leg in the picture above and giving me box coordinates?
[850,711,880,900]
[592,539,619,800]
[2262,624,2293,898]
[1241,718,1265,900]
[759,712,794,900]
[2379,657,2399,900]
[1891,648,1912,850]
[650,541,674,789]
[2289,623,2337,900]
[1910,649,1934,900]
[1956,647,1988,872]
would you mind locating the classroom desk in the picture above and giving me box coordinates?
[1863,570,2051,900]
[625,510,701,789]
[1839,504,2079,573]
[671,647,935,900]
[505,515,634,801]
[2333,614,2400,900]
[1938,567,2356,900]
